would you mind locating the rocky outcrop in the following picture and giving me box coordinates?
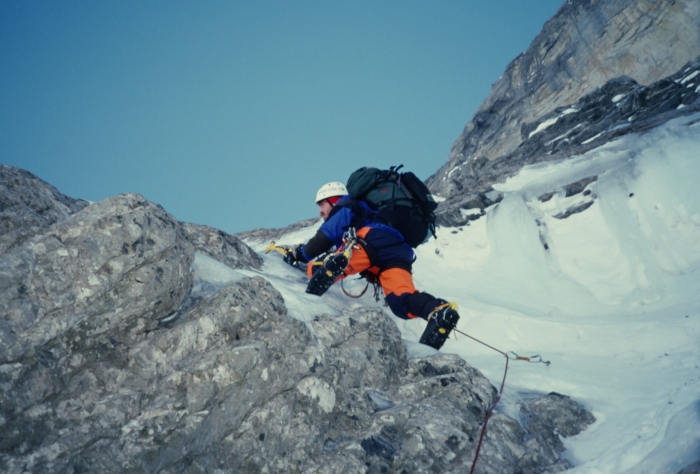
[234,216,321,244]
[1,272,594,473]
[182,222,263,270]
[485,55,700,191]
[0,164,89,254]
[1,168,595,472]
[0,275,291,473]
[433,54,700,226]
[428,0,700,202]
[0,193,194,364]
[517,392,597,470]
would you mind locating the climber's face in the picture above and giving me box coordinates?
[318,200,333,221]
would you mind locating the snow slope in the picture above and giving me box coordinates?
[200,113,700,473]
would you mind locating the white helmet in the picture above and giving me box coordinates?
[315,182,348,204]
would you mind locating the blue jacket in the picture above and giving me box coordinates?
[300,196,407,262]
[319,196,372,247]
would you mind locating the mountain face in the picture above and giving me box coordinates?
[434,54,700,227]
[428,0,700,217]
[3,1,700,472]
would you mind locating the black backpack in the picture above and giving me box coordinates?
[346,165,438,247]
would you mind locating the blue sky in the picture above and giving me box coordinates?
[1,1,563,234]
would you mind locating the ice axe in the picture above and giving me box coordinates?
[264,241,292,257]
[265,241,324,272]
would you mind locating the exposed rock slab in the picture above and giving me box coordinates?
[0,164,89,254]
[0,193,194,365]
[0,277,294,473]
[182,222,263,270]
[1,270,594,473]
[235,216,320,244]
[516,392,597,472]
[514,55,700,171]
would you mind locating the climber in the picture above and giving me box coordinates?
[283,181,460,350]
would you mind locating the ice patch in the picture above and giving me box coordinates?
[680,70,699,84]
[529,117,559,139]
[447,165,462,178]
[582,132,603,145]
[612,94,625,103]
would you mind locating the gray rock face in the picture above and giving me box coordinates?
[433,54,700,227]
[0,192,196,471]
[516,392,597,471]
[519,392,597,438]
[0,193,194,365]
[0,276,289,473]
[0,164,89,254]
[0,272,593,473]
[428,0,700,202]
[234,216,321,244]
[181,222,263,270]
[509,55,700,178]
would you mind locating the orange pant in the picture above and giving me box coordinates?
[306,228,424,319]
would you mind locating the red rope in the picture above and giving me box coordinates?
[340,278,369,298]
[453,328,511,474]
[469,353,509,474]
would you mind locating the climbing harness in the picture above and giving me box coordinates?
[266,233,385,301]
[341,227,359,255]
[451,326,550,474]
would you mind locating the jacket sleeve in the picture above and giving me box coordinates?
[300,229,334,262]
[300,201,357,261]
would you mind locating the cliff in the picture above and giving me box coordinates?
[427,0,700,210]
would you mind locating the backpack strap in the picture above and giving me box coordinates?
[335,198,379,231]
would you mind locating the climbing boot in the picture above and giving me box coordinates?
[306,253,348,296]
[419,302,460,350]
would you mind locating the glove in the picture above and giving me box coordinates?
[284,245,303,267]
